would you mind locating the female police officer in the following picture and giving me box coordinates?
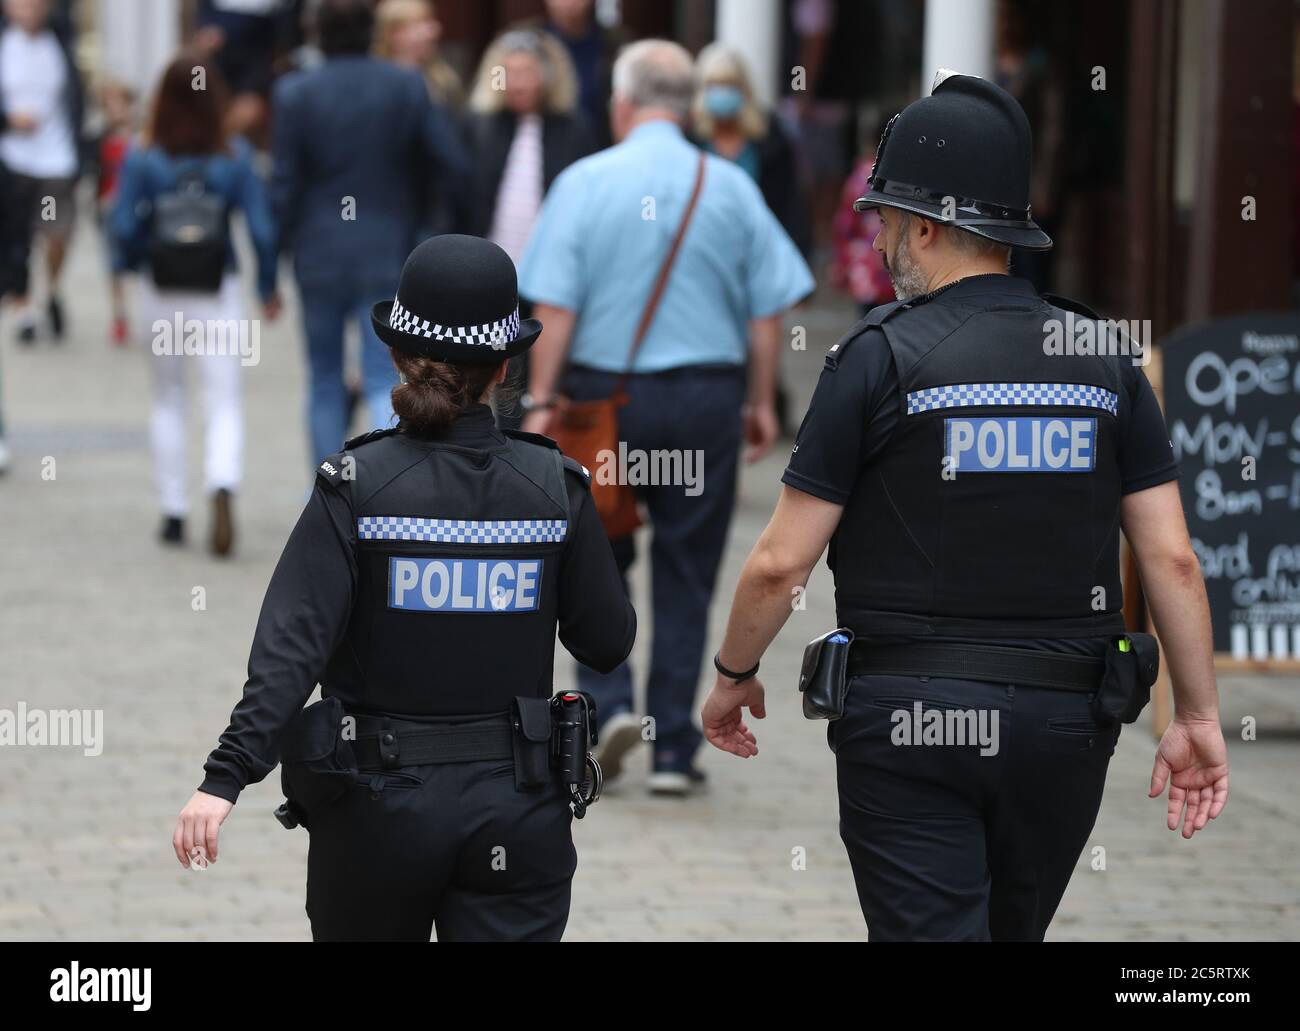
[172,234,636,941]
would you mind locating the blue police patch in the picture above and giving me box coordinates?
[945,417,1097,472]
[389,557,543,612]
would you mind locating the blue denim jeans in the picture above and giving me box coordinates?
[299,276,398,467]
[563,363,746,773]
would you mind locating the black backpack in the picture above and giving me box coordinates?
[148,164,229,292]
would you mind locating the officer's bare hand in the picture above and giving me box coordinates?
[1149,716,1229,839]
[743,402,779,463]
[702,675,765,758]
[173,790,234,869]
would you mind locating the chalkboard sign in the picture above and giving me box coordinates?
[1162,312,1300,661]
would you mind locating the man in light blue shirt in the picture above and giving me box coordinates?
[518,39,813,797]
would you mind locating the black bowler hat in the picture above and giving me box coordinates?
[854,71,1052,251]
[371,234,542,363]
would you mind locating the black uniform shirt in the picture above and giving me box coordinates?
[199,405,635,803]
[781,275,1180,655]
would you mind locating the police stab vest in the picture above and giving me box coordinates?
[317,426,576,717]
[833,284,1129,640]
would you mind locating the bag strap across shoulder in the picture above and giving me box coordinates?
[615,151,707,392]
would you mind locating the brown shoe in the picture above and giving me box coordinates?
[211,489,234,557]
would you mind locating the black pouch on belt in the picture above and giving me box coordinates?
[278,696,359,816]
[511,696,553,791]
[1094,633,1160,724]
[799,628,855,720]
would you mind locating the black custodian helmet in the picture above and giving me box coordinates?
[371,235,543,364]
[854,71,1052,251]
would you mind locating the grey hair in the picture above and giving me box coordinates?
[948,226,1013,266]
[611,39,695,120]
[896,210,1011,267]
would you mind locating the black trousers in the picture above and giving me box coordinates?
[830,674,1119,942]
[303,758,576,941]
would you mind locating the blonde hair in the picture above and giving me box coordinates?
[468,29,578,115]
[692,42,767,140]
[373,0,463,107]
[373,0,431,58]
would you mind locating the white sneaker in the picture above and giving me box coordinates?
[0,438,10,475]
[647,767,709,798]
[592,711,643,782]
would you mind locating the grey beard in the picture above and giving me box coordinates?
[887,234,930,301]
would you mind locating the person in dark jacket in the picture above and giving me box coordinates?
[517,0,625,151]
[174,235,636,942]
[465,27,593,431]
[271,0,470,469]
[0,159,28,298]
[0,156,30,472]
[464,28,593,262]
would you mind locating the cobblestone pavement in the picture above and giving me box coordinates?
[1,226,1296,941]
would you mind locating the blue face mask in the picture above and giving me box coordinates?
[703,84,744,120]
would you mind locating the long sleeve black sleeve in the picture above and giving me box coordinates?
[557,476,636,674]
[199,481,357,803]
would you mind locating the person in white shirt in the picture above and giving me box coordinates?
[0,0,83,343]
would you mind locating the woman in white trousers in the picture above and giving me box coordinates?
[138,273,249,552]
[111,54,280,555]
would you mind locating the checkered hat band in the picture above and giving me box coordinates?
[357,517,568,544]
[388,299,521,349]
[905,382,1119,417]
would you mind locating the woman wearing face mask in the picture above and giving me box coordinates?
[692,44,810,437]
[692,43,811,262]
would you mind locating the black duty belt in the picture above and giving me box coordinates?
[350,713,513,769]
[849,642,1104,692]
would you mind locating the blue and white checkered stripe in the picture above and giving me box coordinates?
[357,516,567,544]
[906,382,1118,416]
[389,299,520,349]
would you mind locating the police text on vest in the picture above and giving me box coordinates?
[389,557,542,612]
[945,417,1096,472]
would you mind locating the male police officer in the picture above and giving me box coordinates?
[701,73,1229,941]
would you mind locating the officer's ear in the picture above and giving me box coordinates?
[491,360,510,387]
[914,216,940,249]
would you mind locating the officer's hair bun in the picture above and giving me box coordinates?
[390,352,505,436]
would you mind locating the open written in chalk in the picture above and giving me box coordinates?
[1162,312,1300,662]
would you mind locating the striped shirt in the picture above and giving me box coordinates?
[488,113,544,266]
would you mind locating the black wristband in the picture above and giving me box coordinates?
[713,650,760,684]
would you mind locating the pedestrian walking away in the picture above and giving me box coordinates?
[174,234,636,942]
[701,71,1229,942]
[109,53,280,557]
[518,39,812,796]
